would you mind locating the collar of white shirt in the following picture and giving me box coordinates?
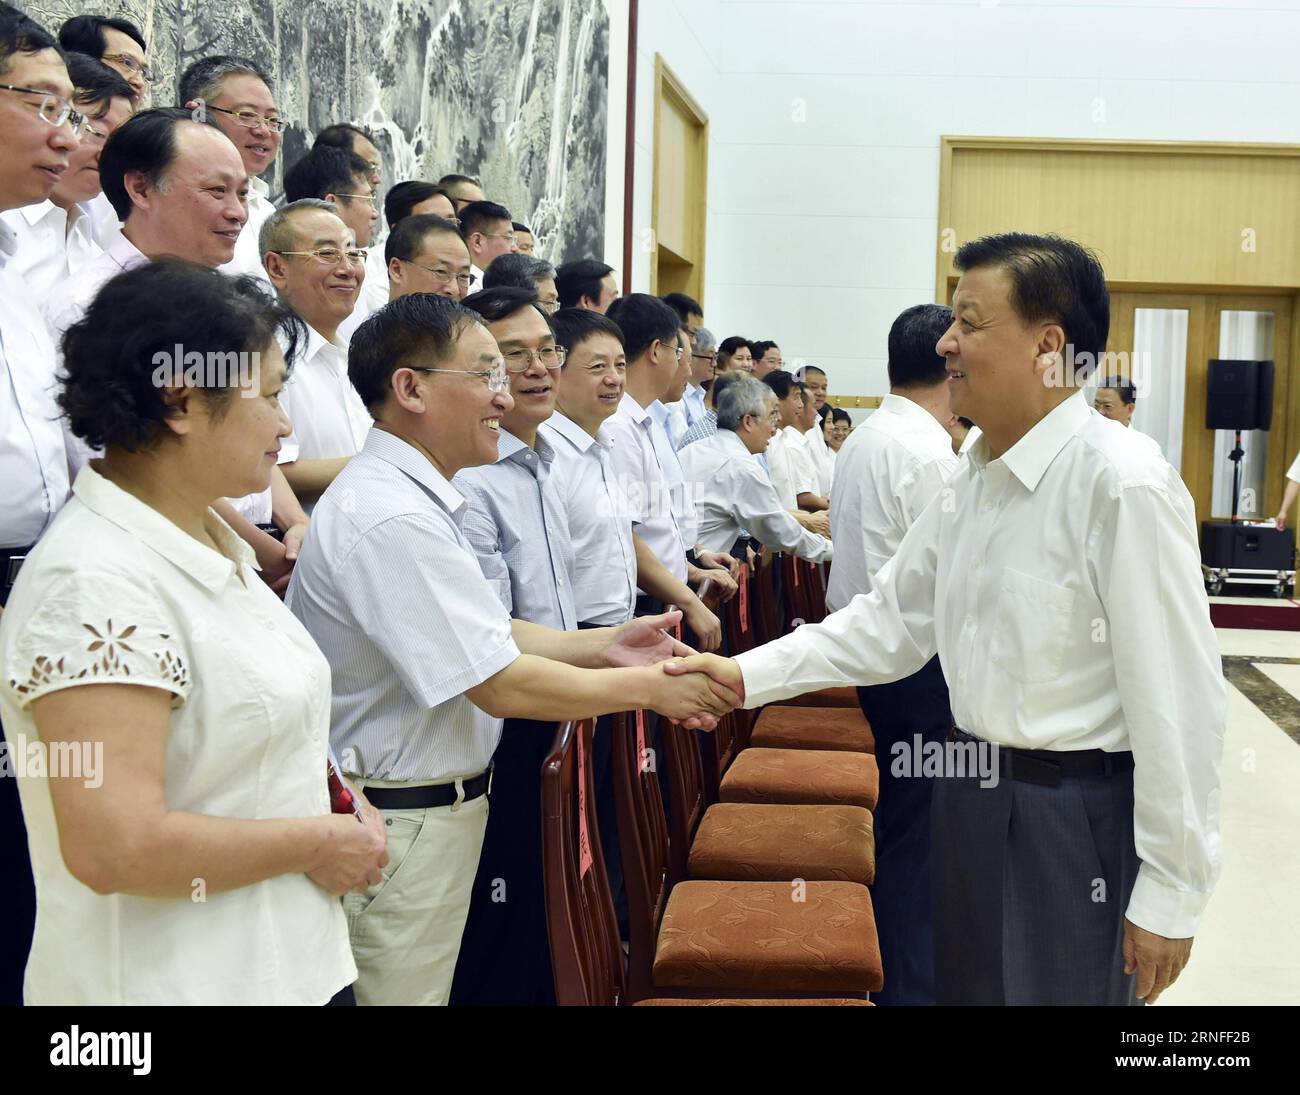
[73,463,256,590]
[363,427,467,517]
[545,410,608,454]
[618,390,652,425]
[297,322,345,369]
[716,426,755,461]
[0,217,15,261]
[877,393,955,446]
[967,391,1090,492]
[103,226,147,271]
[249,175,271,203]
[780,424,806,446]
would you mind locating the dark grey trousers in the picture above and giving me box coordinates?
[932,765,1142,1006]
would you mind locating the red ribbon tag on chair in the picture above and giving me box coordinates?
[739,563,750,633]
[577,725,593,878]
[793,561,800,587]
[635,708,648,772]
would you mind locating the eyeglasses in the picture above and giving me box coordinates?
[272,247,368,266]
[337,192,377,207]
[501,346,567,372]
[402,260,475,290]
[80,120,111,144]
[538,298,560,315]
[0,85,86,136]
[206,104,285,133]
[480,231,517,244]
[101,53,156,83]
[412,363,510,393]
[692,352,717,364]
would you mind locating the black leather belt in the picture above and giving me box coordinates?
[1,545,35,605]
[949,727,1133,787]
[361,767,491,810]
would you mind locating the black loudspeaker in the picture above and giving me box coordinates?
[1201,520,1295,571]
[1206,359,1274,431]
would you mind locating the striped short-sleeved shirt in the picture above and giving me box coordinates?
[287,429,520,783]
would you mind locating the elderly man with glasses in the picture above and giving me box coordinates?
[180,55,284,283]
[261,199,372,510]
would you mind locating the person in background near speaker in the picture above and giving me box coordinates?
[824,303,961,1006]
[671,232,1226,1007]
[1272,451,1300,530]
[1093,375,1162,457]
[513,221,534,254]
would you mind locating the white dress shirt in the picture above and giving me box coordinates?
[1129,426,1164,459]
[766,424,815,510]
[218,176,275,284]
[604,392,689,583]
[736,393,1225,939]
[0,221,69,549]
[287,429,520,783]
[337,291,379,345]
[681,428,833,562]
[659,397,690,448]
[648,400,701,548]
[0,200,100,300]
[541,412,637,626]
[804,419,835,496]
[826,393,960,611]
[1287,450,1300,483]
[360,243,390,316]
[83,192,119,246]
[277,324,373,498]
[41,227,146,340]
[0,465,355,1004]
[682,382,708,432]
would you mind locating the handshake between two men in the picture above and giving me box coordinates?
[595,609,745,730]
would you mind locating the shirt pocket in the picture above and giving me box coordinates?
[989,567,1077,684]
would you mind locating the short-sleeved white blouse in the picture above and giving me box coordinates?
[0,465,355,1005]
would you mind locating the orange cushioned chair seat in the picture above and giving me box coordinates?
[653,880,883,995]
[721,748,879,810]
[751,705,874,753]
[635,998,873,1006]
[772,687,860,708]
[689,803,875,884]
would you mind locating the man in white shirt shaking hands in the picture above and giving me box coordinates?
[670,232,1225,1006]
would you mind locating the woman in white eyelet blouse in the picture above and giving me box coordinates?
[0,261,386,1005]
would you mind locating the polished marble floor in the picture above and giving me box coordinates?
[1155,628,1300,1006]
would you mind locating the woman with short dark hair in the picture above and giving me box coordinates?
[0,259,386,1004]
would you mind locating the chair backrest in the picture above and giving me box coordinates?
[803,560,829,623]
[541,719,625,1006]
[780,551,812,630]
[611,709,670,1003]
[751,551,783,644]
[661,717,707,885]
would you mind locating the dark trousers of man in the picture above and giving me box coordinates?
[0,710,34,1006]
[856,655,951,1006]
[449,717,556,1006]
[931,738,1141,1005]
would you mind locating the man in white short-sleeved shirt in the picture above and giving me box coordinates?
[675,234,1225,1007]
[262,201,372,510]
[289,293,735,1005]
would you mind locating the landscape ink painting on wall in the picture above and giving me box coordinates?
[32,0,610,262]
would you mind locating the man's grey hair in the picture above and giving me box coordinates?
[178,55,273,107]
[694,326,717,354]
[482,252,557,291]
[716,374,771,431]
[259,199,341,261]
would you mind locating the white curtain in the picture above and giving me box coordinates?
[1210,312,1274,519]
[1130,308,1187,472]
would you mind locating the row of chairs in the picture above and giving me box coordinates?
[542,552,888,1005]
